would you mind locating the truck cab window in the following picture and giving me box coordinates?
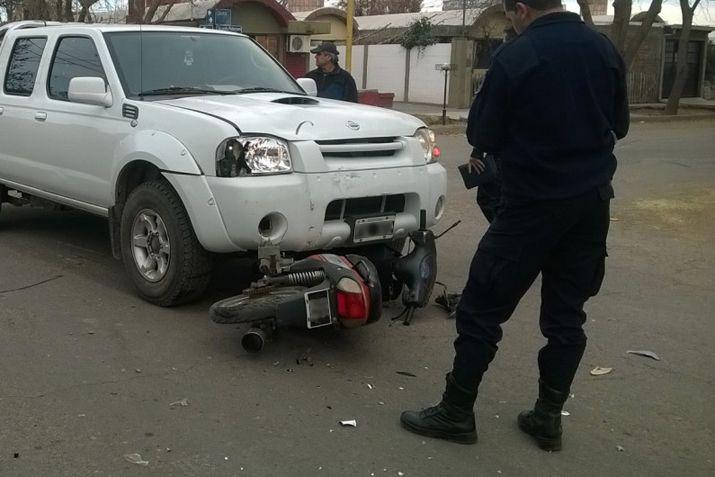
[4,37,48,96]
[48,36,107,101]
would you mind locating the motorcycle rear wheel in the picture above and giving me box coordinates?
[210,287,305,324]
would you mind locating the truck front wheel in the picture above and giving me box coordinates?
[120,180,212,306]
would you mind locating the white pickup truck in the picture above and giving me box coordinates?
[0,22,447,305]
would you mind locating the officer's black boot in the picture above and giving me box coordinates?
[400,373,478,444]
[517,379,569,451]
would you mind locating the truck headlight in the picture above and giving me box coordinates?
[414,128,439,164]
[216,136,292,177]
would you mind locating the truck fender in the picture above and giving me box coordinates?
[111,130,203,195]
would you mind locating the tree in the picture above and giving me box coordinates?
[1,0,24,21]
[578,0,664,69]
[336,0,422,16]
[664,0,702,115]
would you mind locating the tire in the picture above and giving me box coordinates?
[120,180,212,306]
[210,287,306,324]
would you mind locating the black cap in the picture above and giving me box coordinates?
[310,42,339,55]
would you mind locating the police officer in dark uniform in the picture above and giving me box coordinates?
[400,0,629,450]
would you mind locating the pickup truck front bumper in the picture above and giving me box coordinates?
[164,163,447,254]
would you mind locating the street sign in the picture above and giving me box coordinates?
[206,8,231,26]
[217,24,243,33]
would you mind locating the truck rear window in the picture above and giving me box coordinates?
[4,37,47,96]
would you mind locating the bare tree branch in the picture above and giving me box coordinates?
[611,0,633,54]
[623,0,663,68]
[156,0,176,23]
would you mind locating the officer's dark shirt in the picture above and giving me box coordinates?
[467,12,629,201]
[305,66,358,102]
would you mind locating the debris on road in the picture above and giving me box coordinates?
[0,275,64,294]
[124,453,149,466]
[396,371,417,378]
[169,398,190,408]
[561,411,571,416]
[627,350,661,361]
[135,369,142,373]
[590,367,614,376]
[296,356,314,366]
[617,445,625,452]
[367,383,374,390]
[339,419,357,427]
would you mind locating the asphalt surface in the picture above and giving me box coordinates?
[1,120,714,476]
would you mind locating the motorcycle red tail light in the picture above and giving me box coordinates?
[336,278,368,326]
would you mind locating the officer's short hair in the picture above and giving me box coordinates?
[326,52,338,64]
[503,0,563,11]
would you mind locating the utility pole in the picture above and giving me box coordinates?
[346,0,355,72]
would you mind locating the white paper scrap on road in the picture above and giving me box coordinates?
[124,453,149,466]
[339,419,357,427]
[590,367,614,376]
[627,350,661,361]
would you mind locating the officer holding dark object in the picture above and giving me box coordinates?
[401,0,629,450]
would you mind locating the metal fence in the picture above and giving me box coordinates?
[628,71,659,104]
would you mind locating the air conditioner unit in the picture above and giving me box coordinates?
[287,35,311,54]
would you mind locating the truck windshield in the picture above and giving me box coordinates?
[103,31,304,98]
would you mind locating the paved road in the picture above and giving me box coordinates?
[1,120,713,476]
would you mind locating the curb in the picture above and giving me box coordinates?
[630,113,715,123]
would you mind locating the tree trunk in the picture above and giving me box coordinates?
[78,6,88,22]
[611,0,632,54]
[664,0,701,115]
[144,0,162,24]
[577,0,594,27]
[24,0,51,20]
[623,0,663,69]
[64,0,74,22]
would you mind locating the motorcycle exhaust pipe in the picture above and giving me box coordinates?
[241,326,269,353]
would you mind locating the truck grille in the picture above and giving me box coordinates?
[325,194,406,221]
[316,137,402,158]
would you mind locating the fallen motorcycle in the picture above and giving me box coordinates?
[210,211,447,352]
[210,253,383,352]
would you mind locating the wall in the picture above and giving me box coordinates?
[233,3,283,34]
[408,44,453,104]
[338,43,452,104]
[310,16,348,42]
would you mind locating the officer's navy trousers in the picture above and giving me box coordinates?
[452,186,612,394]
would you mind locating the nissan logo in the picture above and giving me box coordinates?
[346,121,360,131]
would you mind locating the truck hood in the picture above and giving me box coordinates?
[159,93,424,141]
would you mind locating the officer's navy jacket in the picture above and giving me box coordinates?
[467,12,629,201]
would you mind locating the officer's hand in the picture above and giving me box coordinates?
[468,157,486,174]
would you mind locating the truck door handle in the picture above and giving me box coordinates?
[0,106,4,115]
[35,112,47,121]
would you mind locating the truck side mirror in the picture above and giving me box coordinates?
[68,77,113,108]
[296,78,317,97]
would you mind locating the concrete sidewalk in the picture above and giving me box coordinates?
[393,97,715,124]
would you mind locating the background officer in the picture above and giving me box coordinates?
[304,42,358,103]
[400,0,629,450]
